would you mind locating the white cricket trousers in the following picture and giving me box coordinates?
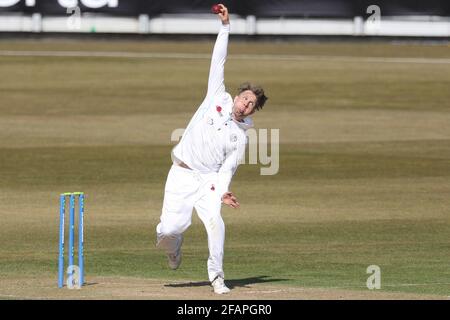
[156,164,225,282]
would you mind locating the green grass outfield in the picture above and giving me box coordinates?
[0,39,449,298]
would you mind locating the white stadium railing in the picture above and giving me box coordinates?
[0,14,449,37]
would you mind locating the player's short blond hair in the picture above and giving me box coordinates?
[238,82,268,111]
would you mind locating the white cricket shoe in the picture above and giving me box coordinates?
[167,236,183,270]
[167,248,182,270]
[212,276,230,294]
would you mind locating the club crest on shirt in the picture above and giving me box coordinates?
[216,106,223,117]
[230,133,238,143]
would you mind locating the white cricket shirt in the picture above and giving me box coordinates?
[172,23,253,197]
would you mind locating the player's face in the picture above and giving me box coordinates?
[232,90,257,122]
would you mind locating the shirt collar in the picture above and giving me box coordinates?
[232,116,253,130]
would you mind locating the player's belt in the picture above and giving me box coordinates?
[178,161,192,170]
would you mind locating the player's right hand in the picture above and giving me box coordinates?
[222,191,240,209]
[216,4,229,25]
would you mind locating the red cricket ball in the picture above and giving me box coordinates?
[211,4,222,14]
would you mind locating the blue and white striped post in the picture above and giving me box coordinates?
[68,194,75,284]
[78,193,84,286]
[58,192,86,288]
[58,194,66,288]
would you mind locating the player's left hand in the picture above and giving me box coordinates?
[222,191,240,209]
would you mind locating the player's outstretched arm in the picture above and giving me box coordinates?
[207,4,230,98]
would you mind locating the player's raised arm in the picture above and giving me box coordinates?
[207,4,230,98]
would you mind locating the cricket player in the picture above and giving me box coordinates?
[156,4,267,294]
